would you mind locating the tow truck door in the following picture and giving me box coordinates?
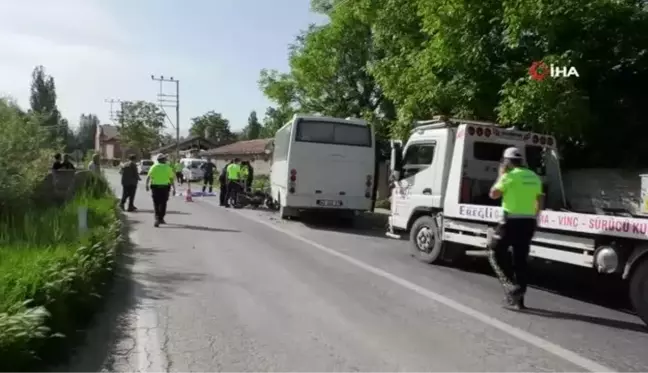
[390,139,438,229]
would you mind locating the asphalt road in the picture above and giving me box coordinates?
[64,171,648,372]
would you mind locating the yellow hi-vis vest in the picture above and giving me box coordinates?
[226,163,241,180]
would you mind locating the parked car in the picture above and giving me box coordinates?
[180,158,206,181]
[138,159,154,174]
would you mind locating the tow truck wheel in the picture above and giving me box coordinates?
[409,215,443,264]
[629,257,648,326]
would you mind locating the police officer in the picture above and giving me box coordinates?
[488,147,543,310]
[145,153,176,227]
[200,158,216,193]
[174,160,184,185]
[219,159,233,206]
[240,161,249,192]
[225,158,242,207]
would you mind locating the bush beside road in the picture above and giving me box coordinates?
[0,99,123,370]
[0,173,121,371]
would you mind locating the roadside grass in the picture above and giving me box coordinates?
[0,172,121,371]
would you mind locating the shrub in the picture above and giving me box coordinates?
[0,98,54,212]
[0,172,120,371]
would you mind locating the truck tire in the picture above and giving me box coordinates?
[409,215,443,264]
[629,257,648,326]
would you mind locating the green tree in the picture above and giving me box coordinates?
[244,110,262,139]
[119,101,165,155]
[76,113,100,152]
[260,106,294,137]
[29,65,65,144]
[189,111,234,142]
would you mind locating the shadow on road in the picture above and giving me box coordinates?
[442,256,643,326]
[160,223,240,233]
[132,209,191,215]
[298,211,390,239]
[516,307,647,333]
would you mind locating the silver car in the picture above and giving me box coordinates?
[138,159,154,175]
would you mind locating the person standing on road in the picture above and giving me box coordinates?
[225,158,242,207]
[488,147,543,310]
[200,158,216,193]
[240,161,249,192]
[174,160,184,185]
[219,159,233,206]
[145,153,176,227]
[119,154,140,212]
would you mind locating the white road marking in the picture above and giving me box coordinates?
[131,231,167,373]
[231,209,614,373]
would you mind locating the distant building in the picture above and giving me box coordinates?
[201,139,273,175]
[95,124,122,160]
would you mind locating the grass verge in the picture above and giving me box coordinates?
[0,172,121,371]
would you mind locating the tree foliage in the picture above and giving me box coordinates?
[243,110,262,140]
[119,101,166,154]
[76,114,100,153]
[188,111,235,143]
[29,66,73,150]
[259,0,648,168]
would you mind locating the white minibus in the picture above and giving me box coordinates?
[270,114,376,220]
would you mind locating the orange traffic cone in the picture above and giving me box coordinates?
[185,182,193,202]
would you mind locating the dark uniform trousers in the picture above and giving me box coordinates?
[203,173,214,193]
[151,184,171,220]
[121,184,137,209]
[226,179,241,205]
[488,216,537,296]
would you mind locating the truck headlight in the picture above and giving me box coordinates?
[594,246,619,274]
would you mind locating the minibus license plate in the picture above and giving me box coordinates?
[317,199,342,207]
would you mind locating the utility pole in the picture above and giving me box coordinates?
[104,98,122,124]
[151,75,180,160]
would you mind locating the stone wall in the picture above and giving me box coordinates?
[563,168,648,214]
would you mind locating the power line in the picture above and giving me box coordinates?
[151,75,180,159]
[104,98,123,124]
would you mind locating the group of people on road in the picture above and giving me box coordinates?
[119,153,255,227]
[218,158,254,207]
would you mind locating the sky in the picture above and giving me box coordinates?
[0,0,327,135]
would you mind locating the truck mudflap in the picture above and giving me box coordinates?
[449,204,648,241]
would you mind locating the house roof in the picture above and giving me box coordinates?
[151,136,220,154]
[204,138,272,156]
[100,124,119,140]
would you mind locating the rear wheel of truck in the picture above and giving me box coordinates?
[629,257,648,326]
[409,215,443,264]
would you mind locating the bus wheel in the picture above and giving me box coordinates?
[409,215,443,264]
[629,257,648,326]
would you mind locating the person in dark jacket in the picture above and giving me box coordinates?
[120,154,140,211]
[61,154,76,170]
[200,158,217,193]
[242,160,254,192]
[52,153,63,170]
[218,159,233,206]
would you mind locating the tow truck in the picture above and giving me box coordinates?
[386,116,648,325]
